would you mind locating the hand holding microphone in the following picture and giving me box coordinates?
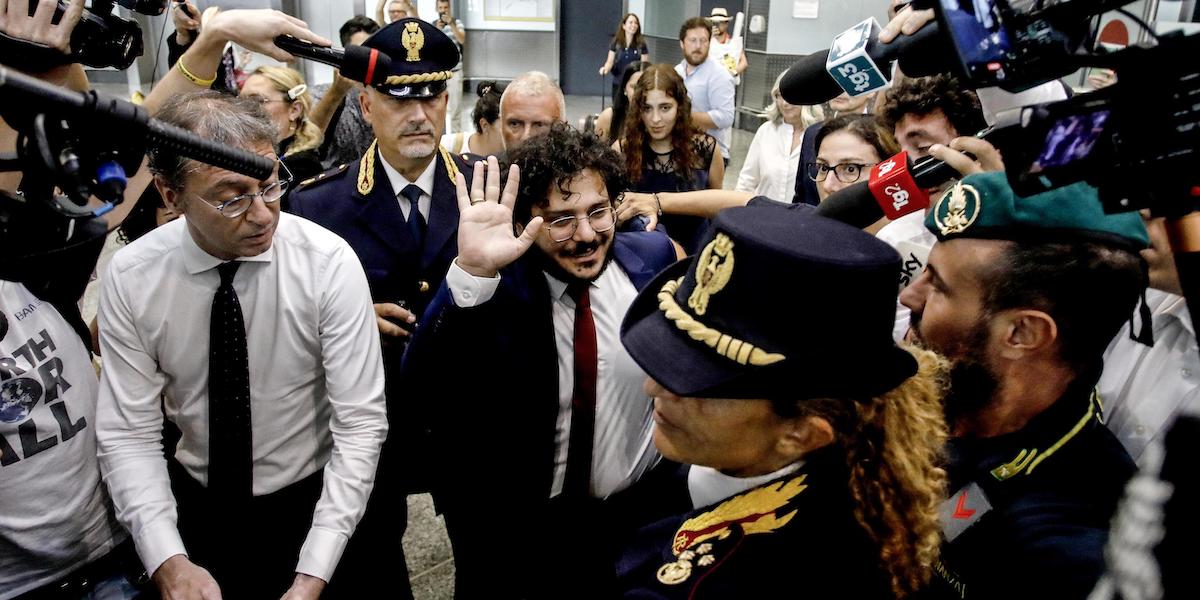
[273,35,393,86]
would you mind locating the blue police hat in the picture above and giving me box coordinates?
[362,18,460,98]
[621,205,917,401]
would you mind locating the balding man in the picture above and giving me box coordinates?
[499,71,566,151]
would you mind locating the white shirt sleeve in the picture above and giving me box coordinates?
[736,124,768,192]
[445,259,502,307]
[707,71,736,131]
[297,242,389,581]
[95,264,186,577]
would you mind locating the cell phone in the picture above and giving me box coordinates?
[176,1,198,19]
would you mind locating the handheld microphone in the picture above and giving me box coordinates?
[814,152,960,228]
[780,20,949,105]
[273,35,393,86]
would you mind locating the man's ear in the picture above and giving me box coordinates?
[155,176,185,214]
[777,415,835,460]
[995,309,1058,361]
[359,87,373,120]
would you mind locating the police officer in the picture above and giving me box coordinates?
[613,206,951,598]
[898,173,1150,599]
[287,18,472,599]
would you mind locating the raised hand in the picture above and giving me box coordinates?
[454,156,543,278]
[204,9,331,62]
[0,0,85,53]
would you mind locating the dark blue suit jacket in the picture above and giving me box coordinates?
[791,121,823,206]
[402,230,677,598]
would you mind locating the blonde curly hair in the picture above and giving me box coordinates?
[251,66,321,156]
[785,345,949,598]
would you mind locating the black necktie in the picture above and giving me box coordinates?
[208,261,253,500]
[564,282,597,498]
[401,184,427,247]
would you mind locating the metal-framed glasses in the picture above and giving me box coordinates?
[195,161,293,219]
[806,162,872,184]
[545,206,616,243]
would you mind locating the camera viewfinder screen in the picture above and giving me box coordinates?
[940,0,1013,66]
[1034,111,1111,170]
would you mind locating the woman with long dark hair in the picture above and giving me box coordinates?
[594,62,645,143]
[599,13,649,103]
[615,63,723,252]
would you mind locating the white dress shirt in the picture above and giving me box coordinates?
[445,261,658,498]
[675,59,735,160]
[1100,289,1200,465]
[96,214,388,581]
[378,148,436,222]
[736,120,801,202]
[687,462,803,509]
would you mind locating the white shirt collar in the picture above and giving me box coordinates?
[544,269,603,304]
[179,216,275,275]
[687,461,804,509]
[378,149,437,199]
[1149,289,1194,338]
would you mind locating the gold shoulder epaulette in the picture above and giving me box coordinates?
[297,163,349,191]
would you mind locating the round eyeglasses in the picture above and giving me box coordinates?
[806,162,872,184]
[545,206,616,243]
[194,161,293,218]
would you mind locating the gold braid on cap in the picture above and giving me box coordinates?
[658,277,785,367]
[383,70,455,85]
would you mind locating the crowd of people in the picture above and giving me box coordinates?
[0,1,1195,599]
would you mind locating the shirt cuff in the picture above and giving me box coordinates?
[446,259,500,307]
[136,518,188,577]
[296,527,349,582]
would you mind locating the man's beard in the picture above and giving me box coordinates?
[685,52,707,66]
[536,234,616,284]
[943,322,1000,428]
[397,123,437,159]
[911,313,1000,429]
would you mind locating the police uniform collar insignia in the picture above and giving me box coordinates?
[933,181,981,236]
[358,140,378,195]
[657,475,808,585]
[990,389,1100,481]
[401,21,425,62]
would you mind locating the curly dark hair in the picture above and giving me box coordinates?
[880,74,987,137]
[504,122,628,224]
[621,63,700,185]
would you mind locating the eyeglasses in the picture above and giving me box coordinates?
[806,162,872,184]
[194,162,293,219]
[244,94,291,105]
[545,206,616,243]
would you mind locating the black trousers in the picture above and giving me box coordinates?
[169,460,411,600]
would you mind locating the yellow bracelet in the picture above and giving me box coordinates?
[177,59,216,87]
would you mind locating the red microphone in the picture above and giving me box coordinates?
[867,151,930,220]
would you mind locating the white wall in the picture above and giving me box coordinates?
[764,0,888,55]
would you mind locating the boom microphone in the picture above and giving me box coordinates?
[274,35,393,86]
[779,21,951,106]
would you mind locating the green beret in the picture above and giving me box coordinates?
[924,172,1149,249]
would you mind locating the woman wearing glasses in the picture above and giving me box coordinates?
[809,114,899,232]
[616,64,724,253]
[241,66,324,186]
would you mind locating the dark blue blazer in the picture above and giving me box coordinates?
[401,230,677,598]
[791,121,823,206]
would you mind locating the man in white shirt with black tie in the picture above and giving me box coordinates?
[96,91,388,600]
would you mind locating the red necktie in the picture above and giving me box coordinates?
[565,282,597,498]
